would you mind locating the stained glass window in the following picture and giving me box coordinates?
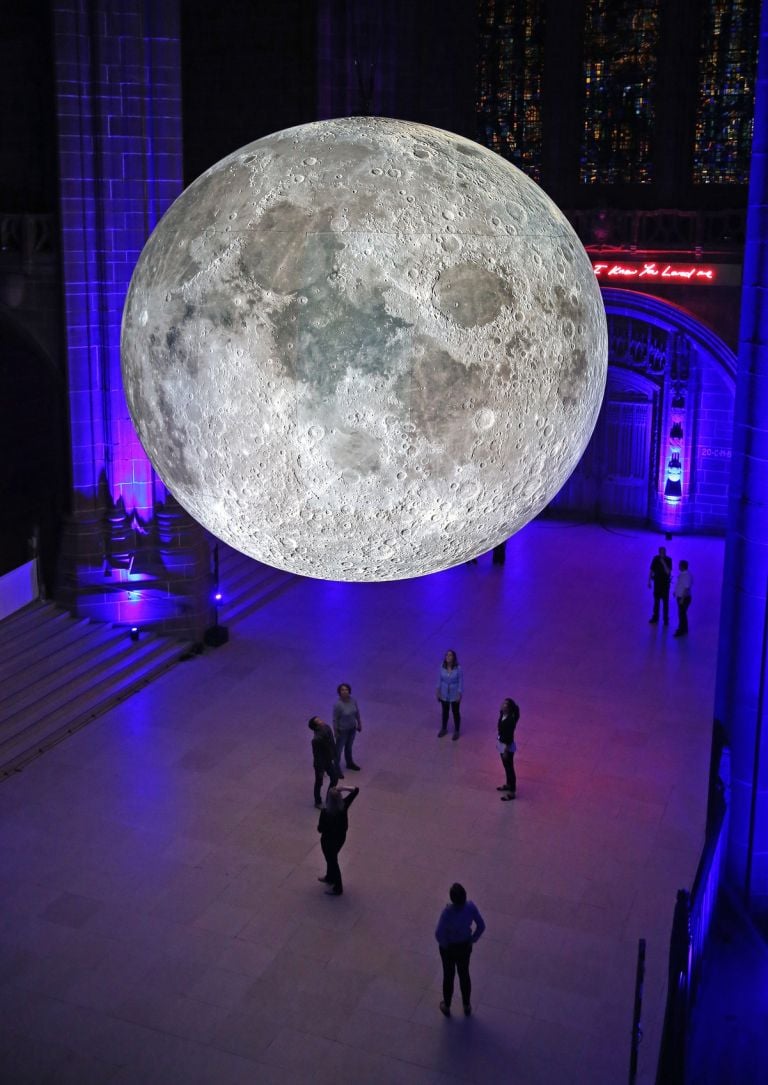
[694,0,758,184]
[476,0,544,181]
[581,0,659,184]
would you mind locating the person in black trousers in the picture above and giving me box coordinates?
[648,546,673,625]
[436,649,464,740]
[673,559,694,637]
[435,883,486,1016]
[496,697,519,800]
[317,785,359,895]
[308,716,340,809]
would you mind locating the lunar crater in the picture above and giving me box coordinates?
[433,263,514,328]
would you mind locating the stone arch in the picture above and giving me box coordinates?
[601,288,736,386]
[548,289,737,532]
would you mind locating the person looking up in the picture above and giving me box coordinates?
[437,649,464,741]
[333,683,363,771]
[308,715,339,809]
[435,882,485,1017]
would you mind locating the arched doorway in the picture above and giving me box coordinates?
[547,290,737,533]
[556,367,658,521]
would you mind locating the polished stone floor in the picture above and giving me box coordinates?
[0,522,724,1084]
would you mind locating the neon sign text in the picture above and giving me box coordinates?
[592,261,717,283]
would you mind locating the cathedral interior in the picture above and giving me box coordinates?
[0,2,766,1082]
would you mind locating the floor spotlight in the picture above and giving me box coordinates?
[203,624,229,648]
[130,626,139,642]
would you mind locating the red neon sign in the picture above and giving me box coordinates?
[592,261,717,284]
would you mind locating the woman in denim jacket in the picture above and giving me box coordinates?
[436,649,464,741]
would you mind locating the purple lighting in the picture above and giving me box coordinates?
[663,418,684,504]
[53,4,175,523]
[53,3,214,639]
[598,289,736,534]
[715,0,768,915]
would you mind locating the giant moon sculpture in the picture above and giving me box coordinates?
[121,117,607,581]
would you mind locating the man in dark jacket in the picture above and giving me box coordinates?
[317,785,359,895]
[308,716,340,809]
[648,546,673,625]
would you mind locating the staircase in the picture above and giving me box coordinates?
[0,551,296,778]
[215,545,296,625]
[0,602,186,776]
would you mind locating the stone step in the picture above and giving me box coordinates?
[0,611,81,669]
[0,548,296,778]
[0,623,138,717]
[0,636,184,776]
[215,547,296,625]
[217,549,273,592]
[0,600,54,643]
[0,616,99,681]
[0,632,177,735]
[222,572,297,625]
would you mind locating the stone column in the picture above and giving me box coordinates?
[715,1,768,917]
[53,0,213,638]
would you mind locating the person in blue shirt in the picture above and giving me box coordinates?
[436,649,464,740]
[434,882,486,1016]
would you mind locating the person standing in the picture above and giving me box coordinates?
[317,785,359,895]
[437,649,464,741]
[308,716,340,809]
[496,698,519,800]
[333,683,362,771]
[435,883,485,1017]
[673,560,693,637]
[648,546,673,625]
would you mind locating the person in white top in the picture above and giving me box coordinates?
[673,560,693,637]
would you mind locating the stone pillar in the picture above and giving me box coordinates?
[53,0,213,639]
[715,1,768,917]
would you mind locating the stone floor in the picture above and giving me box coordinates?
[0,522,724,1084]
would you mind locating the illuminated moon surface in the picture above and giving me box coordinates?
[121,117,608,581]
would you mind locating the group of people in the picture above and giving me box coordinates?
[307,683,363,896]
[304,658,512,1014]
[308,683,362,804]
[298,539,696,1018]
[436,651,519,800]
[648,546,694,636]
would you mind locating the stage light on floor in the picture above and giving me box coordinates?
[206,563,228,644]
[203,624,229,648]
[130,626,139,642]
